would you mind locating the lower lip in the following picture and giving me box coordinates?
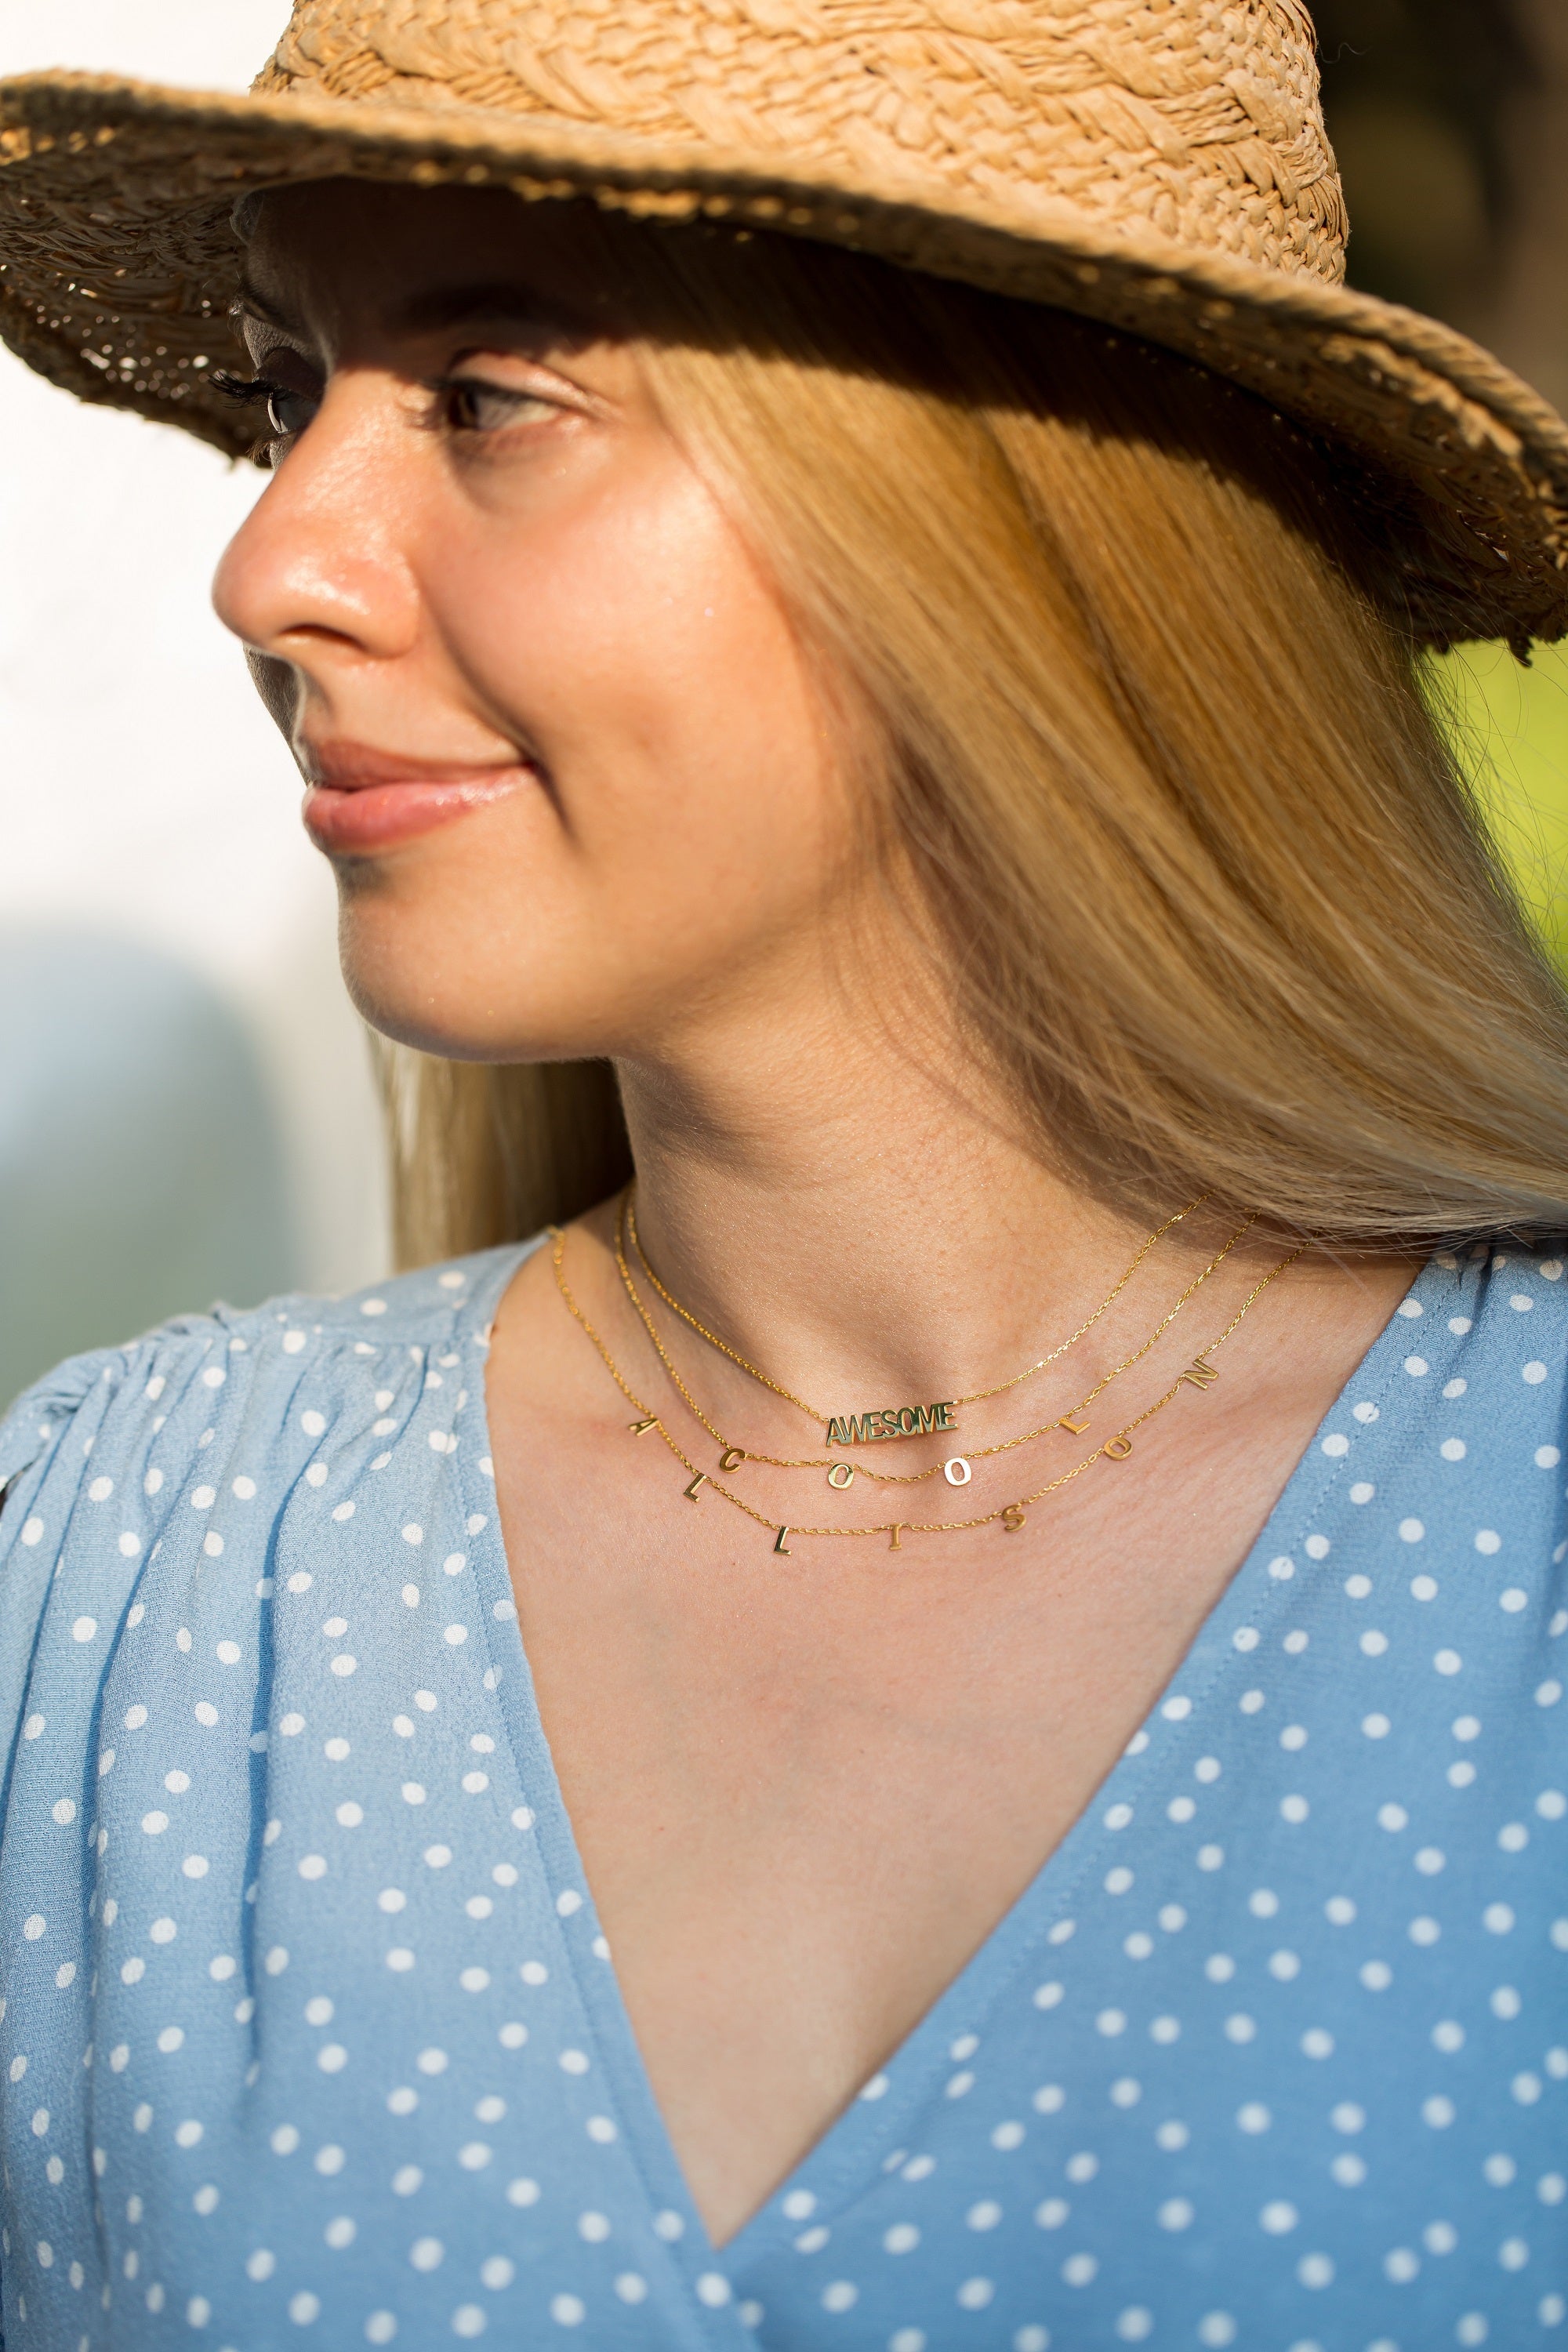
[303,775,526,854]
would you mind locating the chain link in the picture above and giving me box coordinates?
[625,1182,1206,1427]
[550,1221,1305,1548]
[614,1192,1258,1485]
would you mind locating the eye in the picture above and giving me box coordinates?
[436,376,558,434]
[210,371,320,445]
[262,384,320,439]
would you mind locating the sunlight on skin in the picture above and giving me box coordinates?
[212,176,1136,1404]
[212,178,1424,2243]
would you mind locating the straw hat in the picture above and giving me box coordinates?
[1,0,1564,650]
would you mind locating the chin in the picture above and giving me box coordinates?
[336,902,626,1066]
[339,956,604,1065]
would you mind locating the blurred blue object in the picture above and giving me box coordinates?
[0,928,296,1408]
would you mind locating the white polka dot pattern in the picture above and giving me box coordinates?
[0,1241,1563,2345]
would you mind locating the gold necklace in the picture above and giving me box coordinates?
[615,1192,1258,1489]
[551,1222,1303,1552]
[625,1183,1207,1447]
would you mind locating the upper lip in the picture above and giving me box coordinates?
[299,738,528,789]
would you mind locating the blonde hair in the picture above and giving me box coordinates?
[381,211,1568,1266]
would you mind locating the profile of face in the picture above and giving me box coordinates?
[213,183,864,1068]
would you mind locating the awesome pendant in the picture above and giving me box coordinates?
[823,1401,957,1446]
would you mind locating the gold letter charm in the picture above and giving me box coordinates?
[1103,1435,1134,1461]
[1056,1413,1090,1436]
[630,1417,659,1436]
[888,1524,906,1550]
[826,1462,855,1490]
[1178,1355,1219,1391]
[684,1472,708,1500]
[942,1457,972,1487]
[1002,1504,1027,1534]
[717,1447,746,1472]
[824,1403,957,1446]
[774,1526,792,1554]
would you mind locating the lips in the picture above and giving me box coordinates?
[302,774,528,852]
[299,740,532,854]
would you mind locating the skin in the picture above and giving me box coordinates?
[215,180,1420,2246]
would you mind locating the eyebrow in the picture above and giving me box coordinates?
[230,277,590,344]
[387,281,589,342]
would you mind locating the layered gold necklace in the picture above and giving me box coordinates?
[624,1184,1200,1449]
[617,1192,1255,1490]
[550,1203,1303,1554]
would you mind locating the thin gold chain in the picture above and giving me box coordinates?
[615,1192,1258,1484]
[551,1222,1305,1548]
[624,1183,1206,1427]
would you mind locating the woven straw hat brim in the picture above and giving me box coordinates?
[2,67,1566,650]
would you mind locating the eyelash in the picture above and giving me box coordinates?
[209,368,556,448]
[211,370,309,430]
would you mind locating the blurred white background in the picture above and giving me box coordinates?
[0,0,389,1406]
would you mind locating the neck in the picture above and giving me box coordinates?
[614,928,1175,1417]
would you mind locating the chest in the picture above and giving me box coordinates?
[490,1367,1343,2236]
[2,1250,1563,2347]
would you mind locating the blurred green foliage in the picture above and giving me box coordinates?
[1436,645,1568,968]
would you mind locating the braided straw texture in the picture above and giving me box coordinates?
[255,0,1345,280]
[0,0,1564,644]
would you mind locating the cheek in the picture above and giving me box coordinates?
[433,459,839,891]
[344,455,855,1057]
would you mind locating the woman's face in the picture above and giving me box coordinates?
[214,182,859,1063]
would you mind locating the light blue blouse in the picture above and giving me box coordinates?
[0,1238,1564,2351]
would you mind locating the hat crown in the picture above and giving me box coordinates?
[254,0,1346,287]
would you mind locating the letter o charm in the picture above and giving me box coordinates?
[942,1457,973,1487]
[826,1462,855,1490]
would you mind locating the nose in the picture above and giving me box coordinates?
[211,373,423,722]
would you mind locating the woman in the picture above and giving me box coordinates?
[0,1,1566,2343]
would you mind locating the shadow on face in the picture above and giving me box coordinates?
[212,180,873,1071]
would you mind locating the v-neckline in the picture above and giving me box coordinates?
[457,1235,1437,2296]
